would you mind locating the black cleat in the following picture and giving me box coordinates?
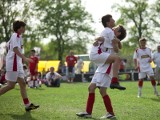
[25,103,39,112]
[110,83,126,90]
[76,112,92,118]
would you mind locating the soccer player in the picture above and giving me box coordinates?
[76,19,126,119]
[29,49,39,88]
[90,14,126,90]
[152,45,160,85]
[0,20,39,111]
[133,38,159,97]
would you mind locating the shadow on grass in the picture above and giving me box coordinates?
[151,97,160,102]
[14,87,45,90]
[77,117,117,120]
[9,112,36,120]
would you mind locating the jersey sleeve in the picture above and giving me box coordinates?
[11,34,19,49]
[101,30,114,48]
[133,51,137,59]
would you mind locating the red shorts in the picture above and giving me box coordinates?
[30,70,38,76]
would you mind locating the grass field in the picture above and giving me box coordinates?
[0,81,160,120]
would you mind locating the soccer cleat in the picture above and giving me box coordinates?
[154,91,159,96]
[25,103,39,112]
[100,113,115,119]
[110,83,126,90]
[76,112,92,118]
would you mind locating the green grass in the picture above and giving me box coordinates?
[0,81,160,120]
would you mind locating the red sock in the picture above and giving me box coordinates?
[138,80,143,87]
[151,79,156,86]
[23,98,30,106]
[86,93,95,114]
[111,77,118,84]
[103,95,114,115]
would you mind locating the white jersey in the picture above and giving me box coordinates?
[6,33,23,71]
[152,52,160,67]
[46,72,61,80]
[100,27,114,48]
[133,47,152,72]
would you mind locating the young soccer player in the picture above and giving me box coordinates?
[76,20,126,119]
[0,20,39,111]
[133,38,159,97]
[90,14,126,90]
[29,49,39,88]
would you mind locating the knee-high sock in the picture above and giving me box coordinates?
[111,77,118,84]
[138,80,143,87]
[151,79,156,86]
[103,95,114,115]
[23,98,30,107]
[86,93,95,114]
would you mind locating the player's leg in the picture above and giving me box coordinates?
[17,71,39,111]
[76,79,97,118]
[0,81,15,95]
[155,66,160,85]
[0,71,17,95]
[137,72,146,98]
[71,67,75,83]
[105,54,126,90]
[149,74,159,96]
[97,73,115,119]
[99,87,115,119]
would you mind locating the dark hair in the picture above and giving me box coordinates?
[31,49,36,53]
[117,25,127,40]
[13,20,26,32]
[101,14,112,27]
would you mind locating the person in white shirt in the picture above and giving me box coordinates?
[152,45,160,85]
[45,67,62,87]
[76,56,84,74]
[0,20,39,111]
[133,38,159,97]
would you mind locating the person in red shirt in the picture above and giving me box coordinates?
[29,49,39,88]
[66,50,77,82]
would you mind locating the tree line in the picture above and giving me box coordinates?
[0,0,160,68]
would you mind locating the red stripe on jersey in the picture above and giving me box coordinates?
[17,33,20,38]
[13,53,17,71]
[106,63,112,74]
[98,43,103,54]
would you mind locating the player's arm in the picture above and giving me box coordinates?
[133,51,138,70]
[112,38,120,53]
[13,47,33,63]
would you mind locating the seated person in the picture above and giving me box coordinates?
[45,67,62,87]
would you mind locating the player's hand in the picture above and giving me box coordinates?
[113,37,120,43]
[148,58,152,63]
[95,37,104,42]
[24,57,34,63]
[93,41,99,46]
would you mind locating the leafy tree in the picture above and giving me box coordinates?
[34,0,95,61]
[112,0,158,69]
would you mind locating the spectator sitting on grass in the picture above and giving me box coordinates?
[45,67,62,87]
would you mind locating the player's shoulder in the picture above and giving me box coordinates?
[102,27,113,33]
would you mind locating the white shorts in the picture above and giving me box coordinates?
[91,72,111,88]
[139,69,154,79]
[89,52,110,66]
[5,70,25,82]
